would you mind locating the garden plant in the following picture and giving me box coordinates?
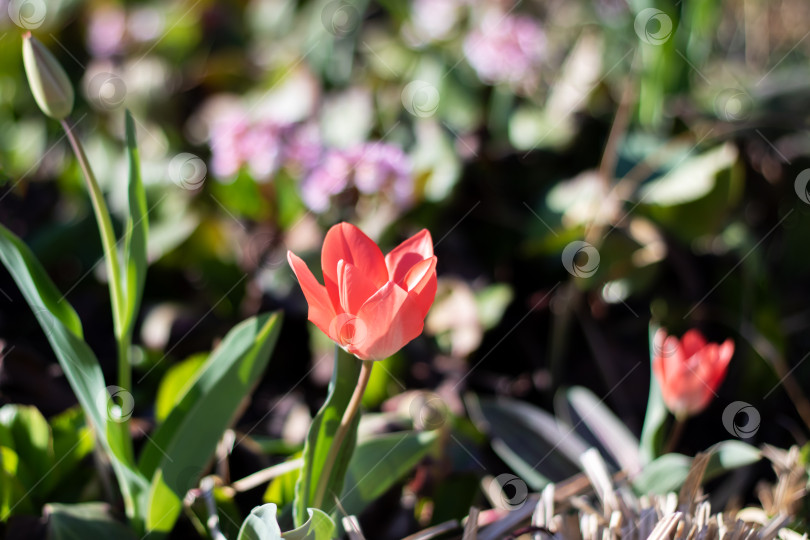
[0,0,808,539]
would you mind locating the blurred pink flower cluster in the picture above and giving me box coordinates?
[209,113,288,181]
[207,110,413,213]
[86,4,164,58]
[300,143,413,212]
[463,11,545,91]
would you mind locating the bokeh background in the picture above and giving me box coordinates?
[1,0,810,537]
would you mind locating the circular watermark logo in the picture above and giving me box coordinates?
[634,8,673,45]
[329,313,369,352]
[320,1,360,37]
[487,474,528,511]
[722,401,760,439]
[714,89,752,122]
[98,385,135,423]
[86,72,127,111]
[169,153,207,190]
[8,0,46,30]
[794,168,810,205]
[652,330,679,361]
[561,241,600,278]
[409,392,450,431]
[401,80,440,118]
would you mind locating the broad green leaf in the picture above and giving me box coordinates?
[0,405,52,492]
[237,504,335,540]
[0,447,27,518]
[238,503,282,540]
[141,312,283,533]
[121,110,148,336]
[154,353,208,423]
[293,347,362,526]
[45,502,137,540]
[284,508,335,540]
[50,407,94,471]
[340,431,439,517]
[632,440,761,494]
[560,387,642,475]
[0,224,148,523]
[640,323,668,464]
[467,394,587,490]
[638,144,737,205]
[631,453,690,495]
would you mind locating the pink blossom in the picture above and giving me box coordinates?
[300,143,414,213]
[463,12,545,91]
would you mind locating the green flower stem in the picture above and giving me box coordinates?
[61,119,134,471]
[312,358,374,510]
[60,120,128,368]
[664,416,687,454]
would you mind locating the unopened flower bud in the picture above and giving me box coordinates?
[22,33,74,120]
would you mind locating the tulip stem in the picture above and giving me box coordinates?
[61,119,134,464]
[312,358,374,510]
[664,417,687,454]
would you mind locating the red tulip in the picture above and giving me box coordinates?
[653,328,734,417]
[288,222,437,361]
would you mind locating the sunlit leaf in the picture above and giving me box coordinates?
[141,312,283,533]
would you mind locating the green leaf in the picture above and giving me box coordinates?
[0,224,148,524]
[0,405,52,492]
[237,504,335,540]
[467,394,587,490]
[140,312,283,533]
[293,347,362,526]
[238,503,282,540]
[50,407,94,471]
[561,387,642,475]
[283,508,335,540]
[640,323,668,464]
[631,453,690,495]
[153,353,208,423]
[638,144,738,206]
[121,110,149,336]
[340,431,439,517]
[45,502,137,540]
[0,224,82,337]
[632,440,761,494]
[0,447,27,517]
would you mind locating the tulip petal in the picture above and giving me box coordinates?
[680,329,707,360]
[353,282,424,361]
[288,251,336,336]
[337,259,379,315]
[402,256,437,317]
[385,229,434,284]
[322,223,388,308]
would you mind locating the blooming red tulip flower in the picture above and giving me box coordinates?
[288,222,437,361]
[653,328,734,418]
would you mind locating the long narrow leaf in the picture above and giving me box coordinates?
[121,110,148,336]
[640,323,668,464]
[561,386,642,475]
[140,312,283,533]
[339,430,439,517]
[0,224,148,523]
[467,394,588,490]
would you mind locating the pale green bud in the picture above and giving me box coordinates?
[22,33,74,120]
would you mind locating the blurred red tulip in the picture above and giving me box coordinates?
[288,222,437,361]
[653,328,734,417]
